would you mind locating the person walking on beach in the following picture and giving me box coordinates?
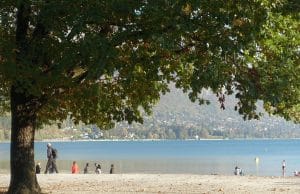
[282,160,286,177]
[44,143,59,174]
[84,163,89,174]
[71,161,80,174]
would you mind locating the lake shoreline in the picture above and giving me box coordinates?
[2,140,300,176]
[2,137,300,143]
[1,174,299,194]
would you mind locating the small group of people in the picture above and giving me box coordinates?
[282,160,300,177]
[233,159,298,177]
[71,161,114,174]
[234,166,243,176]
[36,143,116,174]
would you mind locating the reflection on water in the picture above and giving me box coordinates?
[1,140,300,176]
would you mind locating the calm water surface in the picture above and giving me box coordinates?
[1,140,300,176]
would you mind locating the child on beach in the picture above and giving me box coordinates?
[95,163,102,174]
[84,163,89,174]
[35,162,41,174]
[71,161,80,174]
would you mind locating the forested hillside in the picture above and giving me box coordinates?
[108,87,300,139]
[1,86,299,141]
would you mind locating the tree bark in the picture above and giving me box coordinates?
[8,87,41,194]
[7,1,42,193]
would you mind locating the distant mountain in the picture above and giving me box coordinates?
[109,85,300,139]
[1,86,299,140]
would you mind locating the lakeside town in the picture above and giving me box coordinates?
[1,88,299,141]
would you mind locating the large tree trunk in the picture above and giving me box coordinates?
[8,1,41,193]
[8,87,41,194]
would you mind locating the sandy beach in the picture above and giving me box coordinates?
[0,174,299,194]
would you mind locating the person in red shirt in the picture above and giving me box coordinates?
[71,161,79,174]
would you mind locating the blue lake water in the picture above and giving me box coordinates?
[0,139,300,176]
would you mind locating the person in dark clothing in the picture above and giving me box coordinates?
[110,164,114,174]
[84,163,89,174]
[44,143,59,174]
[35,162,41,174]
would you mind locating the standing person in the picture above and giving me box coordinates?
[95,163,102,174]
[35,162,41,174]
[282,160,286,177]
[71,161,80,174]
[110,164,114,174]
[84,163,89,174]
[44,143,59,174]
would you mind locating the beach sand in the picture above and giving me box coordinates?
[0,174,299,194]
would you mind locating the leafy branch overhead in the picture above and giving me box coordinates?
[0,0,299,126]
[1,1,299,193]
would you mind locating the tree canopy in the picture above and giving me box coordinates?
[0,1,299,193]
[0,1,299,126]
